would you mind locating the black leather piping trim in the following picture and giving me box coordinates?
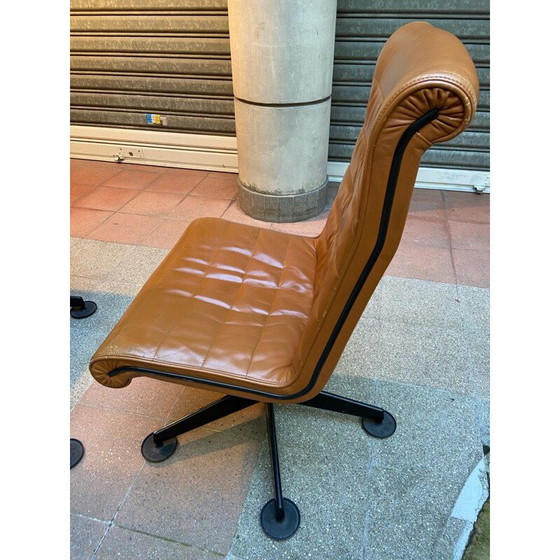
[107,108,441,401]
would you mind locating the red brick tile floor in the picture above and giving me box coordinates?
[71,158,489,288]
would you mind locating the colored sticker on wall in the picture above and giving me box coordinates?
[146,113,162,124]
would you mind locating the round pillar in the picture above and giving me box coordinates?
[228,0,337,222]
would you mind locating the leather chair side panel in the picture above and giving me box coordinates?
[287,22,479,401]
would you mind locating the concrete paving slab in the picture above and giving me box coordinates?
[335,315,381,377]
[274,402,374,464]
[362,276,385,319]
[341,319,473,394]
[337,279,490,398]
[70,239,137,283]
[457,284,490,327]
[70,514,108,560]
[70,404,159,521]
[475,397,490,448]
[457,285,490,398]
[80,376,186,421]
[462,331,490,398]
[375,276,463,328]
[96,244,168,296]
[432,516,473,560]
[363,465,469,560]
[71,366,96,410]
[115,419,265,556]
[94,525,225,560]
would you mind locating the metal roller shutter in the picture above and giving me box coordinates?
[70,0,489,179]
[331,0,490,172]
[70,0,234,136]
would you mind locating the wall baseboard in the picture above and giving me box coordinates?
[70,126,239,173]
[71,126,489,193]
[326,161,490,193]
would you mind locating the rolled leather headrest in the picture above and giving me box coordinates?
[373,21,479,144]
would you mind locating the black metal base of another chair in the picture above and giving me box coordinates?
[70,296,97,319]
[138,390,396,539]
[70,438,85,468]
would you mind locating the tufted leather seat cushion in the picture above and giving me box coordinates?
[90,218,317,392]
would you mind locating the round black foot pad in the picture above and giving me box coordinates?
[70,438,85,469]
[362,411,397,439]
[141,434,178,463]
[260,499,300,540]
[71,300,98,319]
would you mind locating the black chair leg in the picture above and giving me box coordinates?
[260,403,300,540]
[300,391,397,438]
[141,395,258,463]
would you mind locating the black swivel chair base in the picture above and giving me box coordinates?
[70,295,96,470]
[70,438,85,468]
[70,295,97,319]
[139,391,396,540]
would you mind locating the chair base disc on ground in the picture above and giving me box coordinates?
[362,411,397,438]
[71,300,98,319]
[70,438,85,468]
[141,434,178,463]
[260,498,301,540]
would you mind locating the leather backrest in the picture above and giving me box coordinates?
[289,22,479,401]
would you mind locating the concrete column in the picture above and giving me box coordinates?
[228,0,337,222]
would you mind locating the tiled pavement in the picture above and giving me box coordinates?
[70,159,489,560]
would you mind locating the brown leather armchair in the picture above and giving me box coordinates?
[89,22,479,540]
